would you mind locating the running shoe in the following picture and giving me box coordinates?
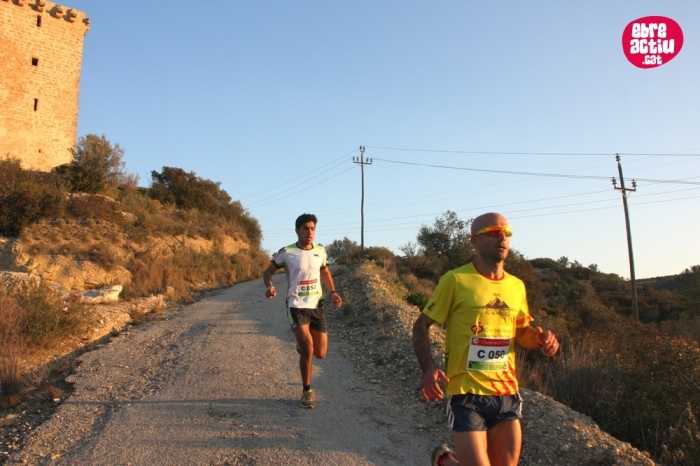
[301,389,316,409]
[431,443,455,466]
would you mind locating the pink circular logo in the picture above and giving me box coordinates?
[622,16,684,68]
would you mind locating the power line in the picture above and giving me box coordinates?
[251,160,352,207]
[367,145,700,158]
[510,194,700,220]
[255,165,355,210]
[263,185,700,235]
[372,157,700,185]
[263,191,700,237]
[249,155,348,205]
[634,177,700,185]
[369,194,700,231]
[244,149,354,204]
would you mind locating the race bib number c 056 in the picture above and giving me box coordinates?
[466,337,511,371]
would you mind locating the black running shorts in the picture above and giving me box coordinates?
[288,304,327,332]
[447,393,523,431]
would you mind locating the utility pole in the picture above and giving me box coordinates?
[612,153,639,321]
[353,145,372,251]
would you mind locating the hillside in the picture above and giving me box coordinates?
[0,152,268,406]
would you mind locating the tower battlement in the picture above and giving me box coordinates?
[0,0,90,171]
[2,0,90,27]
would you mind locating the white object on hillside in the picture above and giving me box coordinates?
[79,285,123,304]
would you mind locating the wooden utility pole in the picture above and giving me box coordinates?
[612,154,639,321]
[353,145,372,251]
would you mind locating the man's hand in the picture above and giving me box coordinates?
[419,368,450,401]
[330,291,342,308]
[537,327,560,357]
[265,286,277,299]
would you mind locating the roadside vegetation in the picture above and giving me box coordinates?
[0,134,267,398]
[327,211,700,465]
[0,282,89,400]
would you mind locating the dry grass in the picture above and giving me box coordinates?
[658,315,700,345]
[124,249,268,300]
[518,323,700,465]
[0,295,24,397]
[0,284,89,398]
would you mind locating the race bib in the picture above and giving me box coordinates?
[466,337,510,371]
[296,279,321,298]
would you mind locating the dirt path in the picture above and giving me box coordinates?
[11,275,435,465]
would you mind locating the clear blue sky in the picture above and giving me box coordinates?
[68,1,699,279]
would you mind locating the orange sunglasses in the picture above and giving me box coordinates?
[473,225,513,238]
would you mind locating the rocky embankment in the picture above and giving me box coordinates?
[330,263,656,466]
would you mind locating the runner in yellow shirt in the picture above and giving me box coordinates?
[413,212,559,466]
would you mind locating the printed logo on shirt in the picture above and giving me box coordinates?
[485,297,509,310]
[475,296,512,317]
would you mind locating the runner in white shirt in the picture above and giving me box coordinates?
[262,213,343,408]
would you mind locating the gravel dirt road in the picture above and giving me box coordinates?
[11,275,435,466]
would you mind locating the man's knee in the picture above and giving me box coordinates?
[453,431,490,466]
[314,348,327,359]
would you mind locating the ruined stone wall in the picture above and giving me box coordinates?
[0,0,89,171]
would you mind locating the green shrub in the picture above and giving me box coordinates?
[54,134,132,193]
[65,193,127,226]
[326,237,362,264]
[149,166,262,245]
[364,246,397,268]
[406,291,428,309]
[415,210,473,277]
[0,283,88,348]
[0,159,66,236]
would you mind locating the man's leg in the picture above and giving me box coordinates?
[310,329,327,359]
[294,324,314,385]
[451,431,490,466]
[486,420,521,466]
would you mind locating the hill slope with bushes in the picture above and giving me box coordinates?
[0,135,268,396]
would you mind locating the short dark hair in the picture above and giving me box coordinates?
[295,213,317,230]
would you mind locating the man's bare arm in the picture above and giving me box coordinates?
[413,313,449,400]
[412,314,437,374]
[262,262,279,298]
[320,266,336,292]
[320,266,342,307]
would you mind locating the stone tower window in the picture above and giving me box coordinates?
[32,57,39,66]
[34,99,39,111]
[37,15,42,27]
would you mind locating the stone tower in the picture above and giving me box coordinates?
[0,0,89,171]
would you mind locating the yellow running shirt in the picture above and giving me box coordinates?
[422,263,532,396]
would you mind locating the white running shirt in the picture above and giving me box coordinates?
[272,243,328,309]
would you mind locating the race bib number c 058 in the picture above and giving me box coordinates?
[466,337,511,371]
